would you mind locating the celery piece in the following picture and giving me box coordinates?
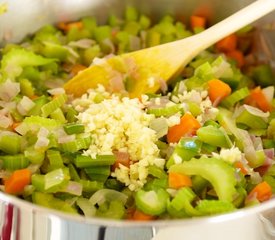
[60,135,91,153]
[233,187,247,208]
[85,166,110,182]
[19,78,35,97]
[108,14,122,27]
[27,96,48,116]
[169,157,237,202]
[82,45,101,66]
[192,175,209,196]
[41,94,67,117]
[50,108,66,123]
[96,200,125,219]
[169,187,201,217]
[252,64,274,87]
[76,197,97,217]
[175,22,192,39]
[263,139,275,149]
[147,104,182,117]
[123,21,141,36]
[125,6,138,21]
[236,109,268,129]
[24,148,45,164]
[33,25,60,43]
[40,42,68,61]
[32,174,46,192]
[16,116,61,135]
[167,201,189,218]
[201,142,217,154]
[74,154,115,168]
[46,150,64,169]
[0,133,22,154]
[65,107,78,123]
[196,200,235,215]
[68,163,80,181]
[139,15,151,29]
[148,165,167,179]
[135,188,169,216]
[188,102,202,117]
[79,179,104,193]
[0,48,57,80]
[221,87,250,108]
[63,123,85,135]
[167,137,202,168]
[146,30,161,47]
[197,125,231,148]
[44,168,70,190]
[32,192,77,214]
[94,26,112,43]
[144,178,168,191]
[82,16,97,33]
[104,178,125,191]
[2,154,29,170]
[263,175,275,194]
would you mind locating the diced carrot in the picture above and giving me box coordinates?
[247,181,272,202]
[111,151,131,171]
[215,34,238,53]
[190,15,206,30]
[245,86,272,112]
[168,172,192,189]
[57,21,83,32]
[167,113,201,143]
[226,50,245,68]
[207,79,232,105]
[29,95,39,100]
[131,209,156,221]
[5,168,32,194]
[71,64,87,76]
[234,161,248,175]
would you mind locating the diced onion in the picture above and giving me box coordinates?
[243,104,270,118]
[0,80,20,101]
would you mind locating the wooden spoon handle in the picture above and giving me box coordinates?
[190,0,275,53]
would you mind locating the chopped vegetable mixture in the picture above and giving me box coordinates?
[0,7,275,220]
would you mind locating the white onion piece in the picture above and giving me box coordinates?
[243,104,270,118]
[17,96,35,115]
[35,137,49,149]
[47,88,65,96]
[89,189,128,205]
[60,181,83,196]
[0,80,20,101]
[0,115,12,128]
[68,39,95,49]
[37,127,49,138]
[262,86,274,104]
[102,38,115,53]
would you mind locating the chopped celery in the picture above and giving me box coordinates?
[148,165,167,179]
[74,154,115,168]
[221,87,250,108]
[63,123,85,135]
[41,94,67,117]
[96,200,125,219]
[19,78,35,97]
[135,188,169,216]
[147,104,182,117]
[196,200,236,215]
[46,150,64,169]
[24,148,45,164]
[252,64,274,87]
[50,108,66,123]
[68,163,80,181]
[44,168,70,190]
[235,108,268,129]
[125,6,139,21]
[197,125,231,148]
[32,192,77,214]
[84,166,110,182]
[169,157,237,202]
[149,118,168,139]
[60,136,91,153]
[0,48,56,80]
[2,154,29,170]
[39,42,69,61]
[27,95,48,116]
[104,178,125,191]
[0,133,22,154]
[79,179,104,193]
[169,187,201,216]
[167,137,202,168]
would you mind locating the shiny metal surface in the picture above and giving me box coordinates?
[0,0,275,239]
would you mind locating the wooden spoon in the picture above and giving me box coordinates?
[64,0,275,98]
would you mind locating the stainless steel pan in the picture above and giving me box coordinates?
[0,0,275,239]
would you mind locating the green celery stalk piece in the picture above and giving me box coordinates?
[0,133,22,154]
[197,125,231,148]
[63,123,85,135]
[135,188,169,216]
[167,137,202,168]
[79,179,104,193]
[44,168,70,190]
[41,94,67,117]
[74,154,115,168]
[169,157,237,202]
[196,199,236,215]
[0,48,57,80]
[96,200,125,219]
[169,187,201,217]
[236,109,268,129]
[2,154,29,170]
